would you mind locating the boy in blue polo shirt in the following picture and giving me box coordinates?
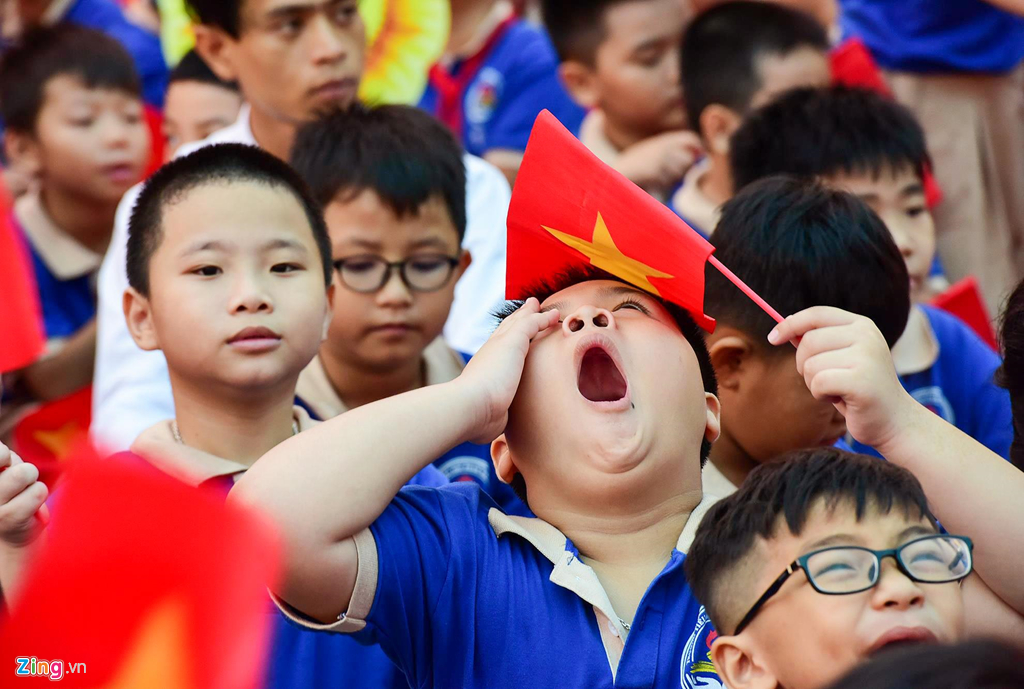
[729,85,1013,460]
[234,264,725,688]
[675,1,830,235]
[420,0,585,183]
[543,0,702,202]
[289,104,524,515]
[0,25,149,416]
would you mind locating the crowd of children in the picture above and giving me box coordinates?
[1,0,1023,687]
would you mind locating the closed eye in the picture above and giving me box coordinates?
[613,298,652,315]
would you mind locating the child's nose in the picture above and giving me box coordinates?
[871,559,925,611]
[562,306,615,335]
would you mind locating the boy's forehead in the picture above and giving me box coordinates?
[774,498,936,557]
[601,0,690,49]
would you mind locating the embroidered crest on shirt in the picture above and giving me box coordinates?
[681,606,724,688]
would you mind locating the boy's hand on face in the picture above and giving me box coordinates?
[614,131,703,191]
[458,298,560,445]
[0,443,49,549]
[769,306,916,449]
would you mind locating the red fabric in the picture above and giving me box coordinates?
[143,103,166,178]
[506,111,716,332]
[0,187,44,373]
[12,387,93,490]
[428,15,518,139]
[0,451,279,689]
[830,38,943,209]
[930,277,998,351]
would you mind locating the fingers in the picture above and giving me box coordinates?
[0,479,48,535]
[0,443,17,470]
[0,461,39,505]
[769,306,864,346]
[793,326,858,375]
[800,349,856,390]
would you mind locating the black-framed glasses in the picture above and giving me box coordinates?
[733,534,973,635]
[332,254,460,293]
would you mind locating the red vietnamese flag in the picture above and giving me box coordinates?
[0,452,279,689]
[506,110,716,332]
[0,185,44,373]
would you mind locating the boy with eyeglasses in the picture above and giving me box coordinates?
[290,104,527,515]
[686,443,1023,689]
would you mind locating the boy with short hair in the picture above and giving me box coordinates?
[675,1,830,234]
[542,0,703,200]
[290,104,523,513]
[700,175,909,497]
[420,0,586,184]
[0,25,149,425]
[161,49,242,160]
[729,85,1012,460]
[686,446,1023,689]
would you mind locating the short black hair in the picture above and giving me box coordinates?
[291,104,467,242]
[127,143,332,296]
[185,0,243,37]
[494,264,718,498]
[168,49,239,92]
[997,278,1024,470]
[731,85,932,191]
[542,0,638,64]
[0,24,141,134]
[705,175,910,352]
[825,640,1024,689]
[685,447,937,633]
[681,1,828,136]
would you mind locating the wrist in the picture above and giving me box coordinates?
[444,378,494,445]
[873,391,931,461]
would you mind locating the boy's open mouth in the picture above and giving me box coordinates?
[577,346,628,403]
[867,627,938,656]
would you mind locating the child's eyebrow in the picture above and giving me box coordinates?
[540,301,566,314]
[896,525,937,542]
[261,238,308,253]
[802,533,862,552]
[180,239,232,257]
[899,183,926,198]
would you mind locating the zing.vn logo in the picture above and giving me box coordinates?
[15,657,87,681]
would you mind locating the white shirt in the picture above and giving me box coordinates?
[91,105,509,450]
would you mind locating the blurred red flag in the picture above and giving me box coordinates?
[0,187,44,373]
[506,110,716,331]
[0,451,279,688]
[12,386,93,489]
[931,276,998,351]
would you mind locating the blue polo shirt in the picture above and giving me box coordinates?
[420,18,585,157]
[850,305,1012,460]
[281,483,722,688]
[839,0,1024,74]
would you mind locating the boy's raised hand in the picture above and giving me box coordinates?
[615,131,703,191]
[769,306,916,450]
[0,443,49,549]
[458,298,560,444]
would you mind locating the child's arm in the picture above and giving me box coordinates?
[230,299,560,624]
[0,444,49,605]
[770,307,1024,616]
[20,319,96,401]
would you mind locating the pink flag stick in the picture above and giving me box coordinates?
[708,255,785,324]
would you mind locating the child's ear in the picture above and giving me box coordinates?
[4,130,41,178]
[490,434,519,485]
[123,287,160,351]
[192,25,239,83]
[704,392,721,444]
[455,249,472,282]
[710,634,777,689]
[321,282,336,342]
[708,331,754,393]
[558,61,600,110]
[699,104,742,157]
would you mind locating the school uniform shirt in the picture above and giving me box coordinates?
[92,105,510,450]
[276,484,723,688]
[701,460,737,500]
[669,158,719,238]
[420,4,585,158]
[849,304,1012,460]
[297,337,529,516]
[122,406,425,689]
[839,0,1024,74]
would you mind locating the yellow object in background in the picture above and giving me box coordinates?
[156,0,195,66]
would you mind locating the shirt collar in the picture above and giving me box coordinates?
[578,110,620,168]
[891,304,940,376]
[297,338,465,420]
[671,158,721,235]
[128,406,316,486]
[15,193,103,280]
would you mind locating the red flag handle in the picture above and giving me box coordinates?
[709,255,785,324]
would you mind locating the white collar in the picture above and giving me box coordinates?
[15,193,103,279]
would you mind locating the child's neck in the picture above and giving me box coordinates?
[248,106,297,162]
[601,115,650,154]
[447,0,505,56]
[319,350,425,411]
[708,430,758,489]
[697,153,733,207]
[39,185,118,254]
[167,373,298,466]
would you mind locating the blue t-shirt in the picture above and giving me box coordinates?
[851,305,1012,459]
[347,483,721,688]
[420,18,585,157]
[840,0,1024,74]
[65,0,168,107]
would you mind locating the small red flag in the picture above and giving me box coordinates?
[0,189,44,373]
[931,276,997,351]
[506,110,717,332]
[0,452,279,689]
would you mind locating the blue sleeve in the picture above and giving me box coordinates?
[483,28,585,152]
[360,484,492,685]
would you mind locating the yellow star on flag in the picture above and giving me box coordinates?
[102,599,191,688]
[542,212,674,295]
